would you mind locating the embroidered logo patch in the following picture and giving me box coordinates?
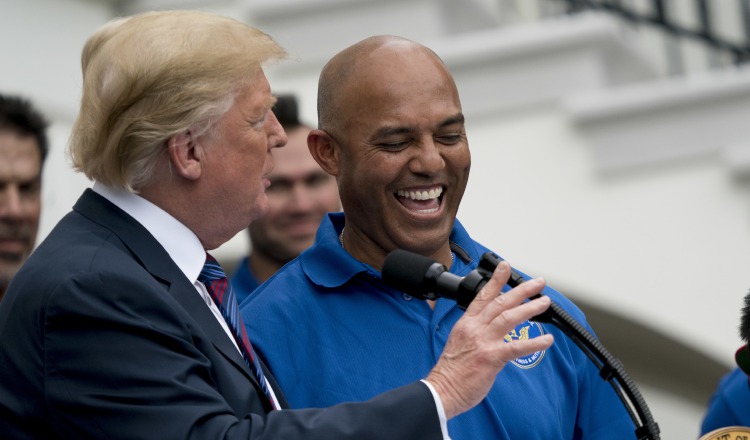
[504,320,546,369]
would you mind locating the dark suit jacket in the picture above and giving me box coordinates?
[0,189,442,439]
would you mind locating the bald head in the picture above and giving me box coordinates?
[308,35,467,268]
[317,36,453,137]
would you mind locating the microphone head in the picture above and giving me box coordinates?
[381,249,443,297]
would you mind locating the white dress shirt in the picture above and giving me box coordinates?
[92,182,282,409]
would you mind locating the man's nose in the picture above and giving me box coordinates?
[266,110,288,151]
[409,138,446,175]
[286,184,315,212]
[0,186,24,219]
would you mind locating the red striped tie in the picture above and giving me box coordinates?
[199,253,277,409]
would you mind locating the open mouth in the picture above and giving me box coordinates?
[395,186,444,214]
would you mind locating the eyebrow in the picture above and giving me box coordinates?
[441,113,465,127]
[268,171,331,184]
[273,170,328,179]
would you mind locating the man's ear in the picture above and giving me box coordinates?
[308,129,340,176]
[167,131,203,181]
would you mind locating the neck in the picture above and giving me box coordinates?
[340,227,453,272]
[247,252,285,284]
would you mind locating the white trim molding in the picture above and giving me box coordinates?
[564,64,750,173]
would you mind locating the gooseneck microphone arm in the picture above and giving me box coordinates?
[381,249,660,440]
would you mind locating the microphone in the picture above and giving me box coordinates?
[380,248,661,440]
[381,249,527,310]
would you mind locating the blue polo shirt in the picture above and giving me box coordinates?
[230,257,261,306]
[701,368,750,433]
[241,212,636,439]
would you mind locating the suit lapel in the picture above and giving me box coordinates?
[73,190,267,395]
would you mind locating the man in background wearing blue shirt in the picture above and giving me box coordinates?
[241,35,637,439]
[700,291,750,433]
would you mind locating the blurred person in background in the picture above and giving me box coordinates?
[232,94,340,304]
[700,290,750,434]
[0,94,47,301]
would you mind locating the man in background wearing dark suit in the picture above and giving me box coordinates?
[0,10,552,439]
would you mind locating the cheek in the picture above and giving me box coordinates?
[23,199,42,221]
[446,148,471,175]
[263,196,286,217]
[339,157,391,202]
[321,192,342,212]
[459,146,472,167]
[356,160,394,185]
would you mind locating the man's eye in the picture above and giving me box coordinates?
[266,181,291,193]
[379,141,409,151]
[251,111,269,129]
[20,181,41,195]
[306,174,332,188]
[437,133,463,145]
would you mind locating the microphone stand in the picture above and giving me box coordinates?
[464,253,661,440]
[530,301,660,440]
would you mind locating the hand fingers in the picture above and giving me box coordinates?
[502,333,554,363]
[486,292,551,342]
[427,262,554,419]
[486,292,553,369]
[462,260,512,318]
[464,261,548,327]
[480,276,547,326]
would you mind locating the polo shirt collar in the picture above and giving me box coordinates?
[300,212,482,288]
[300,213,373,288]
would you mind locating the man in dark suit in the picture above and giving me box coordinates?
[0,10,553,439]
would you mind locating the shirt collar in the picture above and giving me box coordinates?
[92,182,205,283]
[300,213,373,288]
[300,212,481,288]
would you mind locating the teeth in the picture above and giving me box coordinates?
[396,187,443,201]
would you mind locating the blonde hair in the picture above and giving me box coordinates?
[68,10,287,191]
